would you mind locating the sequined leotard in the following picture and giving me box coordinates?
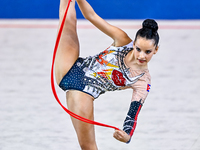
[59,41,151,143]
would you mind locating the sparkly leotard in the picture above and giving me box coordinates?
[59,41,150,98]
[59,41,151,143]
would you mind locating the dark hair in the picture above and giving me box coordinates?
[134,19,159,47]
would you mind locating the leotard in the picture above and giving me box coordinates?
[59,41,151,143]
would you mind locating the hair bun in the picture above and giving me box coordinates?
[142,19,158,33]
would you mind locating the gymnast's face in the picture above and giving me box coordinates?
[133,37,158,66]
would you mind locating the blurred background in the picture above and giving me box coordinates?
[0,0,200,19]
[1,0,200,150]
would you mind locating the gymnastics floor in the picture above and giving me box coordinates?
[0,19,200,150]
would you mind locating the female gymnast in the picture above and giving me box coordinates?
[54,0,159,149]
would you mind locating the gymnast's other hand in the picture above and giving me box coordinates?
[113,129,130,143]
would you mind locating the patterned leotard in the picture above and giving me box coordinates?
[59,41,151,143]
[59,41,148,99]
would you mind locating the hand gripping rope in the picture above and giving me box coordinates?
[51,0,119,130]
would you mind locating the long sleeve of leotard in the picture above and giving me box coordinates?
[123,100,142,143]
[123,70,151,143]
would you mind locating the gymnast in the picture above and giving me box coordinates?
[54,0,159,149]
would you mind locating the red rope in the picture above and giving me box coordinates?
[51,0,119,130]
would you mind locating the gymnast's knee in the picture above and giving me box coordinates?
[79,142,97,150]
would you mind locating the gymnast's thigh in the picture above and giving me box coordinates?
[66,90,97,146]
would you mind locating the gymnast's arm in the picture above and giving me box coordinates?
[113,100,143,143]
[114,81,150,143]
[76,0,132,46]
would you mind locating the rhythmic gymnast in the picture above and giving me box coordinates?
[54,0,159,149]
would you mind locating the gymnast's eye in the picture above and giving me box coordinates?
[146,50,152,54]
[136,47,141,52]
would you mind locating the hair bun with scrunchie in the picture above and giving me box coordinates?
[142,19,158,33]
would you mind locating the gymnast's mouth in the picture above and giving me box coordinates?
[138,59,146,63]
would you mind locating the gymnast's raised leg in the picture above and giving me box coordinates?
[54,0,98,149]
[54,0,79,84]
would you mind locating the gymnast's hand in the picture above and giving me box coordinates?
[113,129,131,143]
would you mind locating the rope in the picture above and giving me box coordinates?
[51,0,119,130]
